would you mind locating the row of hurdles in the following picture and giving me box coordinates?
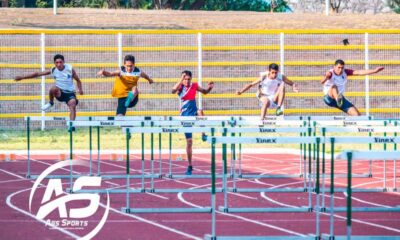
[23,115,400,239]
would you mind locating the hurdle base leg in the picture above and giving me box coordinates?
[330,236,400,239]
[206,236,317,240]
[166,174,224,179]
[219,206,310,213]
[204,234,217,240]
[122,207,212,213]
[322,234,334,240]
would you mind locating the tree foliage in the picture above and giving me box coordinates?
[387,0,400,13]
[8,0,291,12]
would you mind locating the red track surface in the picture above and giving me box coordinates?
[0,153,399,239]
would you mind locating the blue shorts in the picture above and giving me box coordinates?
[180,101,197,139]
[324,95,354,113]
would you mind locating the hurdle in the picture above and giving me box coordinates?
[205,135,322,240]
[322,125,399,187]
[120,126,218,216]
[213,136,319,213]
[317,124,399,213]
[69,118,229,179]
[325,150,400,240]
[221,126,314,194]
[24,116,101,179]
[316,119,389,179]
[324,137,400,239]
[70,125,223,195]
[226,118,308,183]
[66,118,226,183]
[24,116,170,179]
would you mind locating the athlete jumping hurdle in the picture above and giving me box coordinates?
[14,54,83,131]
[172,70,214,175]
[236,63,298,119]
[97,55,154,116]
[322,59,384,116]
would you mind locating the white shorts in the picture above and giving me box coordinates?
[257,93,277,109]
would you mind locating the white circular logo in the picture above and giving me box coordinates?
[29,160,110,240]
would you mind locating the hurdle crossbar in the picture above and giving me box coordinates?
[328,151,400,239]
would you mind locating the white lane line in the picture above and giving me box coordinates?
[21,154,170,201]
[177,184,306,237]
[0,168,26,179]
[0,168,80,239]
[6,188,80,239]
[0,177,27,184]
[259,179,400,234]
[146,192,169,200]
[343,192,392,208]
[172,178,259,200]
[98,200,202,240]
[3,158,201,240]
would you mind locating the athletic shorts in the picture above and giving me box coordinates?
[116,95,139,116]
[323,95,354,113]
[56,90,79,105]
[257,94,278,109]
[180,105,198,139]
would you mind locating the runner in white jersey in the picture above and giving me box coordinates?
[15,54,83,131]
[236,63,299,119]
[322,59,384,116]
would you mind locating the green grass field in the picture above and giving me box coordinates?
[1,128,396,155]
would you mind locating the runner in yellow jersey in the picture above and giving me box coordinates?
[97,55,154,116]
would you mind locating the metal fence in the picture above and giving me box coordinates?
[1,29,399,129]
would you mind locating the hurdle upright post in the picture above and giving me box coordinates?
[383,121,388,191]
[308,127,313,211]
[210,136,217,240]
[394,121,398,191]
[141,122,145,192]
[69,121,73,192]
[150,122,155,191]
[168,126,173,177]
[321,127,327,210]
[222,128,228,211]
[238,129,242,177]
[312,121,317,190]
[346,151,353,239]
[329,137,335,239]
[97,126,101,176]
[125,127,131,213]
[315,137,321,238]
[230,130,237,189]
[303,131,307,191]
[26,117,31,178]
[159,132,162,177]
[368,126,373,177]
[299,120,306,178]
[89,117,93,176]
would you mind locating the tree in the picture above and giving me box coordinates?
[1,0,9,7]
[330,0,341,13]
[387,0,400,13]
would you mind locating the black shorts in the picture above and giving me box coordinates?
[324,95,354,113]
[56,90,78,105]
[116,95,139,115]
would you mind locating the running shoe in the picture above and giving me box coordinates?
[185,165,193,175]
[276,106,284,116]
[337,94,344,108]
[41,102,54,112]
